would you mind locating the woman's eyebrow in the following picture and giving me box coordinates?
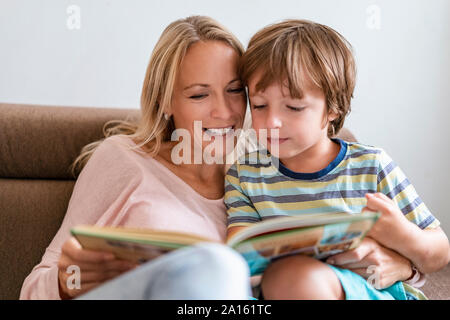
[183,83,209,90]
[228,78,241,85]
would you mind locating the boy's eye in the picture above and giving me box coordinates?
[252,104,266,109]
[287,105,305,112]
[189,94,208,100]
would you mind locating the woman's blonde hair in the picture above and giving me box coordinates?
[239,19,356,137]
[71,16,244,177]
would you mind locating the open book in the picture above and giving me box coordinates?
[71,211,380,276]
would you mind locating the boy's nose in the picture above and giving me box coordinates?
[265,110,282,129]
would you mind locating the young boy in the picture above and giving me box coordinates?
[225,19,450,300]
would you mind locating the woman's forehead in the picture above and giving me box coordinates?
[177,44,240,88]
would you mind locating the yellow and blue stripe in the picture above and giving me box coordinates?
[225,139,439,230]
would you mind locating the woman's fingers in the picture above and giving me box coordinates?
[58,237,139,298]
[78,270,124,283]
[59,257,136,274]
[62,237,116,264]
[59,267,120,284]
[64,281,103,298]
[58,264,135,298]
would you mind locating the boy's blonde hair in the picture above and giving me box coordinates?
[240,19,356,137]
[71,16,244,177]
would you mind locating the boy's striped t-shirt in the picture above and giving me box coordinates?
[224,139,439,231]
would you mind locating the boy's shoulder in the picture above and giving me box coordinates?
[344,139,382,152]
[344,140,385,158]
[342,140,394,169]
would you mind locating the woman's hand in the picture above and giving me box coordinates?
[57,237,137,299]
[326,237,413,289]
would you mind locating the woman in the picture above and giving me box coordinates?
[20,15,252,300]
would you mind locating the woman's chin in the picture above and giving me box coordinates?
[202,138,237,164]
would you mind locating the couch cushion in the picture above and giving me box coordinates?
[0,179,75,299]
[0,103,140,179]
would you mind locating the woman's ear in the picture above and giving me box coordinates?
[163,105,173,120]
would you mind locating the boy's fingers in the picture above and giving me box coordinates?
[361,206,375,213]
[337,260,372,270]
[326,238,375,265]
[347,268,371,279]
[367,192,393,205]
[373,192,392,202]
[365,193,390,212]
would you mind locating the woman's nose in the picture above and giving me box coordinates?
[210,94,233,120]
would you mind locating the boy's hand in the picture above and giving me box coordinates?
[363,192,414,251]
[326,237,413,289]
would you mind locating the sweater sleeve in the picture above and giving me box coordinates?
[19,136,142,299]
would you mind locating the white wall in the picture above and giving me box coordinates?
[1,0,449,234]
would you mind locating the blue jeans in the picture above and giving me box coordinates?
[77,243,252,300]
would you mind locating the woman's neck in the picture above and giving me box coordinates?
[157,141,226,185]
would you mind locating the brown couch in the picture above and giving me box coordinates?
[0,102,448,300]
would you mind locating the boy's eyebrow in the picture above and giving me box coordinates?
[249,89,265,98]
[249,93,305,101]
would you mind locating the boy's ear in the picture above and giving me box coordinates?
[327,110,339,122]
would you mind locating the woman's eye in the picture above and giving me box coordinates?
[189,94,208,100]
[287,105,305,112]
[228,87,244,94]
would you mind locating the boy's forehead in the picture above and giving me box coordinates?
[248,68,318,99]
[248,81,290,98]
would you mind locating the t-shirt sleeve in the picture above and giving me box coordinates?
[224,163,261,230]
[376,149,439,229]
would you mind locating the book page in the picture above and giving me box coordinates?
[232,218,377,276]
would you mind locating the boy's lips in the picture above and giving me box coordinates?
[267,137,289,145]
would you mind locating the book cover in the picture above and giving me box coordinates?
[71,211,380,274]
